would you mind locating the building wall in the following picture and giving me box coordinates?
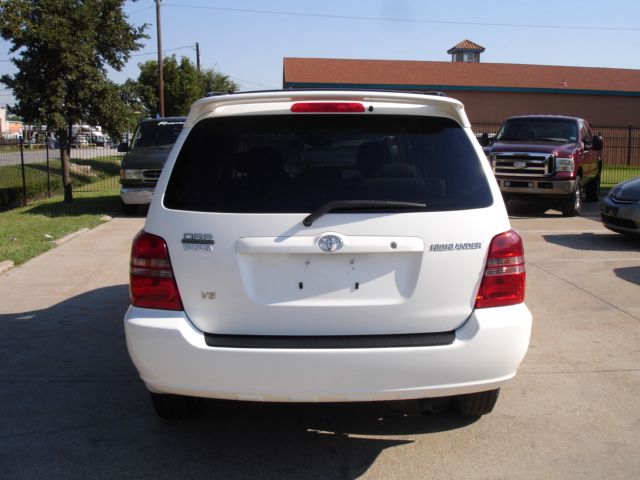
[444,90,640,127]
[7,121,23,137]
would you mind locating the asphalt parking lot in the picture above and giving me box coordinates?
[1,201,639,479]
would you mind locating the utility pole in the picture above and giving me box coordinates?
[155,0,165,117]
[195,42,201,73]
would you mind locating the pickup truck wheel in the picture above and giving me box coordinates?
[121,201,138,216]
[455,389,500,417]
[585,174,601,202]
[561,177,583,217]
[150,392,202,419]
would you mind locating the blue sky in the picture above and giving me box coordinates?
[1,0,639,104]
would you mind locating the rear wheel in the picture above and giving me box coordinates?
[150,392,202,419]
[561,177,583,217]
[455,389,500,417]
[585,173,601,202]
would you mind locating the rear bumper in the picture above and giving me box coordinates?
[120,187,154,205]
[124,304,532,402]
[497,178,576,198]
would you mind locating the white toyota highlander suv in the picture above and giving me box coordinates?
[124,90,532,419]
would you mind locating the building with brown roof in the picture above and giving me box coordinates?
[282,42,640,127]
[447,39,485,63]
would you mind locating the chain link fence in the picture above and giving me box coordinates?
[0,138,123,210]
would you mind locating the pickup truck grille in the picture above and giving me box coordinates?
[141,169,162,184]
[492,153,553,177]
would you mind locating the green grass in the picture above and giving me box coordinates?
[0,161,58,189]
[0,156,120,188]
[72,156,120,192]
[0,190,121,266]
[0,155,121,207]
[602,165,640,187]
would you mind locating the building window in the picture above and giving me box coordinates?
[463,52,477,62]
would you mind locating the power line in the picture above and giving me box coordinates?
[230,76,279,90]
[129,5,154,15]
[131,45,195,58]
[161,3,640,32]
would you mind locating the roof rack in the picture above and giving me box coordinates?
[205,88,447,97]
[204,90,235,97]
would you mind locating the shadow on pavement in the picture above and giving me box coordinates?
[117,203,149,218]
[506,200,558,218]
[506,199,602,224]
[542,231,640,252]
[1,285,476,479]
[614,266,640,286]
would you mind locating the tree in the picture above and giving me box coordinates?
[0,0,147,202]
[200,68,239,97]
[118,79,148,135]
[134,55,238,117]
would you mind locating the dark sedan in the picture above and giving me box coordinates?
[601,177,640,235]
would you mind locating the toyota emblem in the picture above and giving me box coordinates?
[318,235,343,252]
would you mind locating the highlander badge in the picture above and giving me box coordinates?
[318,235,343,253]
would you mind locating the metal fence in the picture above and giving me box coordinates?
[471,122,640,186]
[0,139,122,209]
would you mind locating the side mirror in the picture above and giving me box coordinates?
[479,132,489,147]
[592,135,603,151]
[117,142,129,153]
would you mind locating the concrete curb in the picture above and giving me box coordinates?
[0,260,14,275]
[54,228,90,246]
[0,217,114,275]
[52,216,113,246]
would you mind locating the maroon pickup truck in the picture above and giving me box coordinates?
[481,115,603,216]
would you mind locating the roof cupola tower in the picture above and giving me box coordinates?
[447,40,485,63]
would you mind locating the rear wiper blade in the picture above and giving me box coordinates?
[303,200,426,227]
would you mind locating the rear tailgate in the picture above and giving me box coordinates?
[148,208,504,335]
[145,92,507,336]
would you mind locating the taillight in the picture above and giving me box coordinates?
[291,102,365,113]
[475,230,525,309]
[130,231,183,310]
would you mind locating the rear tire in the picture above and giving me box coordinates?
[150,392,202,419]
[561,176,583,217]
[121,201,138,215]
[455,389,500,417]
[585,173,601,202]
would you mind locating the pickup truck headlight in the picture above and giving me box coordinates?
[120,169,143,180]
[555,157,574,172]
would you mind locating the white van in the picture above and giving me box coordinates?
[124,90,531,419]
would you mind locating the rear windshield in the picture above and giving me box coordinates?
[164,115,492,213]
[131,120,184,149]
[496,118,578,143]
